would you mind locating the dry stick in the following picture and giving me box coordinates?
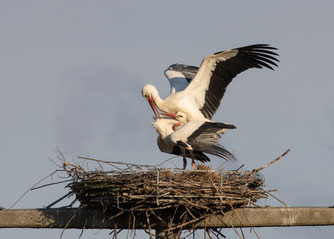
[170,159,178,169]
[180,229,196,239]
[168,214,208,231]
[209,178,244,239]
[210,228,226,239]
[96,160,104,171]
[55,147,66,165]
[46,192,73,208]
[126,213,131,239]
[114,223,117,239]
[218,210,243,239]
[77,155,178,169]
[48,156,62,168]
[179,208,189,221]
[78,225,86,238]
[239,207,260,239]
[168,203,180,233]
[186,207,196,220]
[62,161,87,174]
[10,169,63,209]
[253,149,291,174]
[207,229,214,239]
[60,214,76,239]
[131,212,136,237]
[145,211,153,239]
[176,213,188,238]
[109,210,126,220]
[109,229,115,236]
[230,200,260,239]
[240,228,245,239]
[215,160,228,170]
[236,164,245,171]
[31,179,72,190]
[263,190,289,206]
[150,210,164,222]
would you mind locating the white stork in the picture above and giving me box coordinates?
[152,117,236,169]
[142,44,279,121]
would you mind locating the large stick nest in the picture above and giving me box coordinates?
[69,166,266,211]
[57,149,289,237]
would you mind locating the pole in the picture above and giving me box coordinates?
[1,207,334,229]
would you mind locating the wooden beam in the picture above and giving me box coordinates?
[0,207,334,229]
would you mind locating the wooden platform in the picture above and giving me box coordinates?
[1,207,334,229]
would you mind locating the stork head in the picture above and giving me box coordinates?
[141,84,156,100]
[152,118,178,138]
[142,84,161,118]
[161,111,187,123]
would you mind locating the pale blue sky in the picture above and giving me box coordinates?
[1,1,333,238]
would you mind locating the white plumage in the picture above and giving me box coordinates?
[152,117,236,169]
[142,44,279,121]
[143,44,279,169]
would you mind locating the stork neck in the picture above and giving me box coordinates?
[151,91,164,111]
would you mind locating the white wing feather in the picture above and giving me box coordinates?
[164,70,191,94]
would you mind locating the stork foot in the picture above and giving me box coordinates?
[183,157,187,170]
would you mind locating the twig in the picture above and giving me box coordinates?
[264,190,289,206]
[31,179,72,191]
[146,211,153,239]
[253,149,291,173]
[10,170,61,209]
[60,214,76,239]
[46,192,73,208]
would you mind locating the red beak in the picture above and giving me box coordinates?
[148,98,161,118]
[161,112,178,119]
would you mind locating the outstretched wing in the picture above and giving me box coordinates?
[184,44,279,119]
[186,122,236,161]
[164,64,199,94]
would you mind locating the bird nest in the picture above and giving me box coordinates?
[69,166,265,211]
[54,149,289,237]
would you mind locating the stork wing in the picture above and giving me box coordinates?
[164,64,199,93]
[184,44,279,119]
[186,122,236,161]
[171,146,211,163]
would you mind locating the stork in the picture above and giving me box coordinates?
[152,117,236,169]
[142,44,279,121]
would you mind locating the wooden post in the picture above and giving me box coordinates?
[1,207,334,229]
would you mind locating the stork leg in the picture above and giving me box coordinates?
[183,157,187,170]
[187,150,196,170]
[191,158,195,170]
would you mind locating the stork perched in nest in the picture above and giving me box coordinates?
[152,116,236,169]
[143,44,279,169]
[142,44,279,122]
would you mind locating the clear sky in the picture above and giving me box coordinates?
[1,1,333,238]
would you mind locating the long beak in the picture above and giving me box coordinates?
[161,112,178,119]
[148,98,161,118]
